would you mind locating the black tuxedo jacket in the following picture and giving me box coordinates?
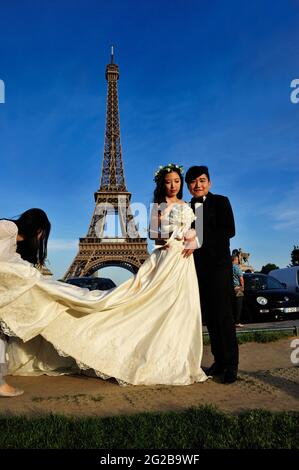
[191,192,235,272]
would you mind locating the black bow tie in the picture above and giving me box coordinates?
[192,197,204,203]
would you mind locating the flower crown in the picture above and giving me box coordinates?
[154,163,184,182]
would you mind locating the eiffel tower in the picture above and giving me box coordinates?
[63,48,148,280]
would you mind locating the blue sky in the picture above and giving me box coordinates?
[0,0,299,282]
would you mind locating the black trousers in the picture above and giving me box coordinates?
[233,296,244,324]
[196,267,239,369]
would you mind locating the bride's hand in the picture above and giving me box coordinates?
[182,231,197,257]
[182,248,195,258]
[184,228,196,240]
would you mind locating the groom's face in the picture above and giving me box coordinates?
[188,173,211,198]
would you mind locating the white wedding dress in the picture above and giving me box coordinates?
[0,203,207,385]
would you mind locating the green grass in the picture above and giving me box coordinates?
[0,406,298,449]
[237,330,293,344]
[31,393,103,403]
[203,330,293,345]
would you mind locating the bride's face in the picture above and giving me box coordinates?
[164,171,181,198]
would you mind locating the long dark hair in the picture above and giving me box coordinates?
[12,208,51,266]
[153,165,184,204]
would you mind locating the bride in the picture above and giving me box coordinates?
[0,164,208,393]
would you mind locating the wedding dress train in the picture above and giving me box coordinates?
[0,204,207,385]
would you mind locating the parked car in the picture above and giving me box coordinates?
[269,266,299,293]
[241,273,299,323]
[65,276,116,291]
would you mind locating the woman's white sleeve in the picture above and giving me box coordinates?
[0,220,18,240]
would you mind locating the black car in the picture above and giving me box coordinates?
[242,273,299,323]
[65,276,116,291]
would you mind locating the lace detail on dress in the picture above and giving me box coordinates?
[1,318,130,385]
[51,343,129,385]
[0,319,18,338]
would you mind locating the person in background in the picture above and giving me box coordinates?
[232,255,245,327]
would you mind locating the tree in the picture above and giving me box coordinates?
[290,245,299,266]
[260,263,279,274]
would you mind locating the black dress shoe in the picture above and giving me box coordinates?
[223,369,238,384]
[206,363,225,376]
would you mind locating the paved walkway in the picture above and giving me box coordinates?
[1,322,298,417]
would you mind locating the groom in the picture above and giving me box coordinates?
[184,165,239,384]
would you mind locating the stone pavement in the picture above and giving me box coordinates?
[1,328,298,417]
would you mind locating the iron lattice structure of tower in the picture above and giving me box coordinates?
[63,49,148,279]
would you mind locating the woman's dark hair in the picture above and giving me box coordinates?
[153,166,184,204]
[13,208,51,266]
